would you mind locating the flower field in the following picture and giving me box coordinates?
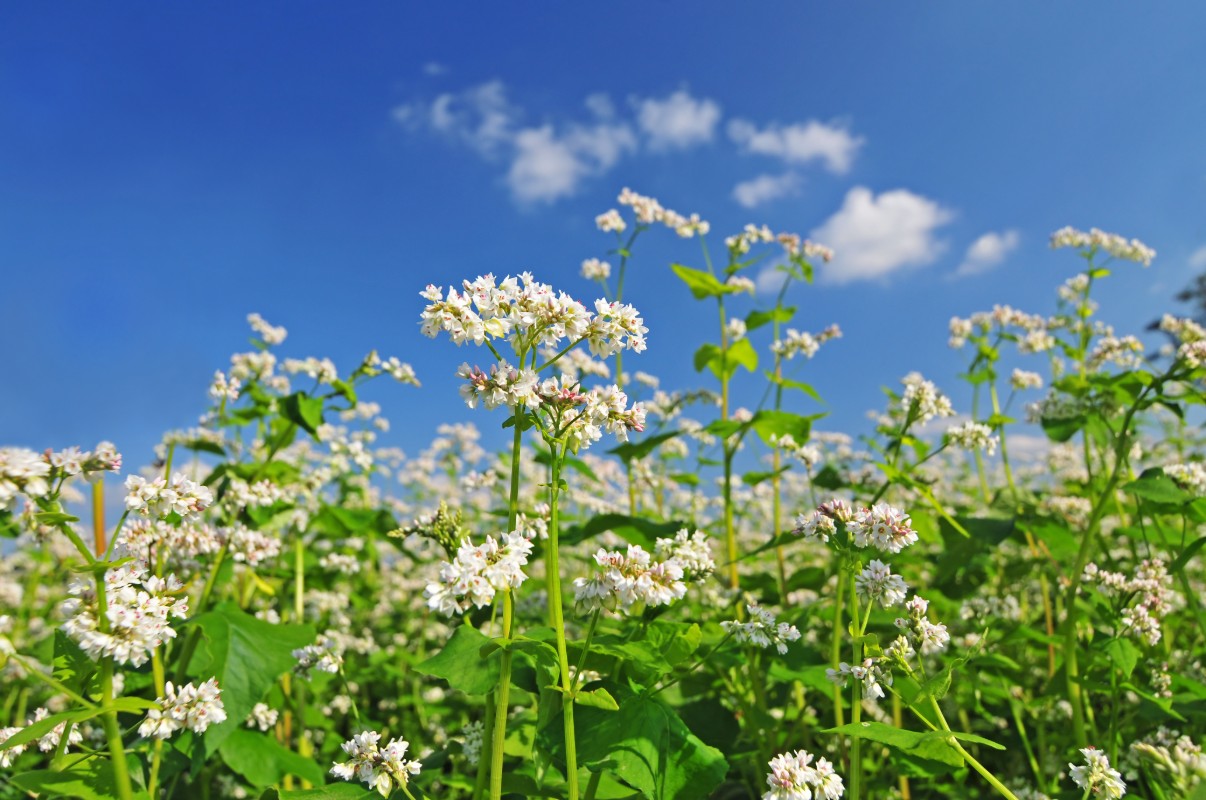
[2,189,1205,800]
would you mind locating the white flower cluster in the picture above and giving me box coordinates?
[792,498,853,544]
[1010,369,1044,391]
[1069,746,1127,798]
[1177,339,1206,368]
[124,472,213,520]
[209,370,241,403]
[247,312,288,345]
[944,421,999,456]
[60,565,188,666]
[722,602,801,655]
[763,748,845,800]
[847,503,919,554]
[615,187,709,237]
[460,720,485,767]
[293,634,345,677]
[1,443,122,510]
[1127,726,1206,789]
[456,368,646,448]
[893,595,950,655]
[0,708,85,766]
[771,324,842,361]
[1082,559,1173,646]
[420,272,647,356]
[1164,462,1206,496]
[827,657,892,702]
[725,317,748,342]
[724,223,833,262]
[330,731,422,797]
[573,543,686,612]
[726,275,756,295]
[283,356,338,384]
[1051,225,1155,266]
[899,373,955,424]
[1088,335,1144,371]
[138,678,227,739]
[360,351,421,386]
[246,702,279,732]
[653,529,715,581]
[580,258,611,281]
[425,532,533,616]
[854,559,908,607]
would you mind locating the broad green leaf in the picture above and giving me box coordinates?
[609,431,683,464]
[1172,535,1206,573]
[726,338,759,373]
[259,785,376,800]
[671,264,734,300]
[219,728,326,787]
[279,392,325,436]
[9,759,144,800]
[745,305,795,331]
[0,708,98,753]
[764,371,822,401]
[560,514,686,550]
[750,410,816,447]
[1103,637,1140,679]
[186,603,315,754]
[574,686,620,711]
[554,684,728,800]
[1124,468,1193,506]
[415,625,500,696]
[1040,414,1086,443]
[53,629,96,696]
[824,721,1002,767]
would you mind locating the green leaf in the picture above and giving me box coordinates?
[415,625,500,696]
[186,603,315,754]
[567,685,728,800]
[1124,468,1193,506]
[219,728,326,787]
[671,264,734,300]
[0,709,98,753]
[727,338,759,373]
[53,629,96,696]
[609,431,682,464]
[259,785,376,800]
[560,514,686,550]
[279,392,325,436]
[750,410,816,447]
[824,721,1002,767]
[693,343,721,373]
[745,305,795,331]
[1103,638,1140,679]
[1040,414,1086,443]
[764,371,822,401]
[574,686,620,711]
[9,758,141,800]
[1172,535,1206,573]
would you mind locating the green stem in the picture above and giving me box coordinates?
[546,443,579,800]
[927,697,1019,800]
[488,591,513,800]
[830,571,846,733]
[848,568,862,800]
[94,572,133,800]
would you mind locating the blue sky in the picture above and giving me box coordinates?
[3,3,1205,466]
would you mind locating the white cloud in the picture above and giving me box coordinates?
[953,230,1020,278]
[635,90,721,150]
[1190,245,1206,269]
[728,119,864,173]
[422,62,448,76]
[507,123,636,204]
[754,263,790,296]
[393,80,519,157]
[811,187,954,284]
[584,93,615,119]
[1005,434,1052,463]
[732,172,801,209]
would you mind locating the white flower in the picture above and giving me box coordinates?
[331,730,422,797]
[581,258,611,281]
[944,421,998,456]
[247,312,288,345]
[573,543,686,612]
[1069,747,1126,797]
[855,559,908,607]
[424,532,533,616]
[847,503,918,554]
[722,602,801,655]
[246,703,279,732]
[60,566,188,667]
[1051,226,1155,266]
[763,748,845,800]
[138,679,227,739]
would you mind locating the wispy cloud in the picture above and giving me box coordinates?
[1190,244,1206,269]
[508,123,636,203]
[635,89,721,150]
[953,230,1020,278]
[422,61,448,76]
[811,187,954,284]
[393,79,519,157]
[732,171,801,209]
[728,118,864,174]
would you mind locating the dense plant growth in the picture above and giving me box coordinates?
[2,190,1204,800]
